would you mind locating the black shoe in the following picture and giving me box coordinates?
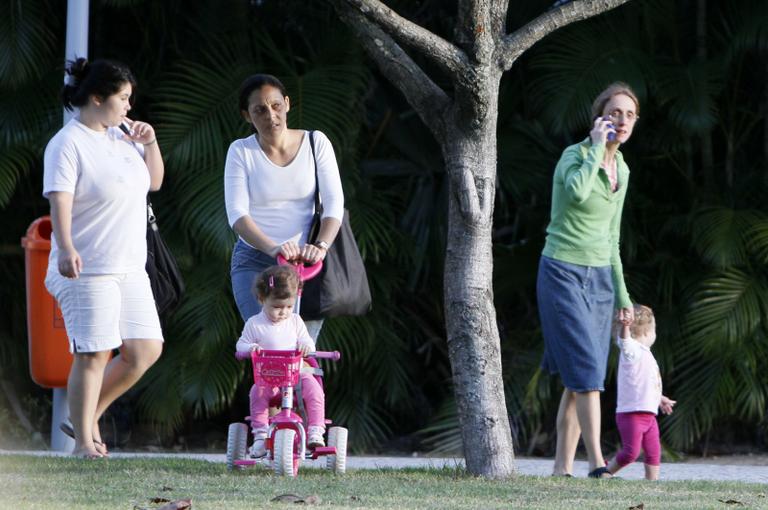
[588,466,612,479]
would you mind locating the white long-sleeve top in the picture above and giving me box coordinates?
[235,312,315,353]
[224,130,344,246]
[615,336,662,414]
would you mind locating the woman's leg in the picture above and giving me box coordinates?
[553,389,581,475]
[68,351,111,457]
[304,320,324,344]
[93,339,162,426]
[574,390,607,472]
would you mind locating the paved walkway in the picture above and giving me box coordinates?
[4,450,767,483]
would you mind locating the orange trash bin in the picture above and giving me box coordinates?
[21,216,72,388]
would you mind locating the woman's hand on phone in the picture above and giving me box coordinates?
[590,116,616,145]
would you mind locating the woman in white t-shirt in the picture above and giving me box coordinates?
[44,58,165,459]
[224,74,344,339]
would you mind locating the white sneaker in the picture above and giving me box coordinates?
[307,426,325,448]
[249,438,266,458]
[249,427,268,458]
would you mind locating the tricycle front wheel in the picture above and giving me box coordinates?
[326,426,348,474]
[273,428,298,477]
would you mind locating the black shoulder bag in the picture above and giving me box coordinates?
[146,201,185,317]
[300,131,372,320]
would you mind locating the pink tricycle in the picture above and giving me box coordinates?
[227,349,348,476]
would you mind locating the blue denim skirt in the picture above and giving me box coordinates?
[537,255,614,392]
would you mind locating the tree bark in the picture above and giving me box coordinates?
[328,0,634,478]
[442,85,515,477]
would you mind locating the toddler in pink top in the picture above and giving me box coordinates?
[607,305,676,480]
[235,265,325,458]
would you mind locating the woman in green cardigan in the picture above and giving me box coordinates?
[537,82,639,479]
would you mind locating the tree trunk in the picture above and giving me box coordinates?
[442,86,515,478]
[329,0,635,479]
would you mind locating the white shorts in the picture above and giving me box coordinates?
[45,270,164,353]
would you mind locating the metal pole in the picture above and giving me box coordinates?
[63,0,89,124]
[52,0,89,452]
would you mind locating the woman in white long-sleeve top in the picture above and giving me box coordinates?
[224,74,344,339]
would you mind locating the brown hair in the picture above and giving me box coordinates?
[253,265,302,301]
[591,82,640,121]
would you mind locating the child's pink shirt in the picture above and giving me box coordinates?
[616,336,662,414]
[235,312,315,353]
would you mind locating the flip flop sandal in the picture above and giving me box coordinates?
[60,421,108,452]
[588,466,612,479]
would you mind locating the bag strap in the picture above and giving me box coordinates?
[147,199,159,232]
[308,131,323,215]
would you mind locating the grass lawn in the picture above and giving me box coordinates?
[1,455,766,509]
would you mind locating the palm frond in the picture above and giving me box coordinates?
[0,1,57,87]
[690,207,766,268]
[655,59,725,134]
[0,144,37,207]
[680,268,766,350]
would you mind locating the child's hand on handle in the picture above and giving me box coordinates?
[660,395,676,415]
[249,343,262,353]
[297,341,313,357]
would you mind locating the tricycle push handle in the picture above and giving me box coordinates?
[234,349,340,361]
[276,254,323,282]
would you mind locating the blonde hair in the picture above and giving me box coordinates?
[591,82,640,122]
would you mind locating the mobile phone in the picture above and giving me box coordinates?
[607,123,616,141]
[118,122,131,135]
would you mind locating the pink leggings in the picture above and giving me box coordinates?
[615,412,661,466]
[249,372,325,430]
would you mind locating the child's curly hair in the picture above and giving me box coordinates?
[253,265,302,301]
[613,304,655,338]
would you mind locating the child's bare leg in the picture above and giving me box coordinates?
[644,463,659,480]
[607,458,623,476]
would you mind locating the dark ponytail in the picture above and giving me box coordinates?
[61,58,137,112]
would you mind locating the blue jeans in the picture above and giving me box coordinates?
[230,239,323,341]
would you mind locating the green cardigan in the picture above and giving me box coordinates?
[541,138,632,309]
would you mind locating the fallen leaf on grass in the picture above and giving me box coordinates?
[350,496,360,501]
[161,486,174,492]
[150,498,171,504]
[628,504,644,510]
[270,494,321,505]
[717,500,744,506]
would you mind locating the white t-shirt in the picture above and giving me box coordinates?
[224,130,344,246]
[235,312,315,353]
[43,118,150,274]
